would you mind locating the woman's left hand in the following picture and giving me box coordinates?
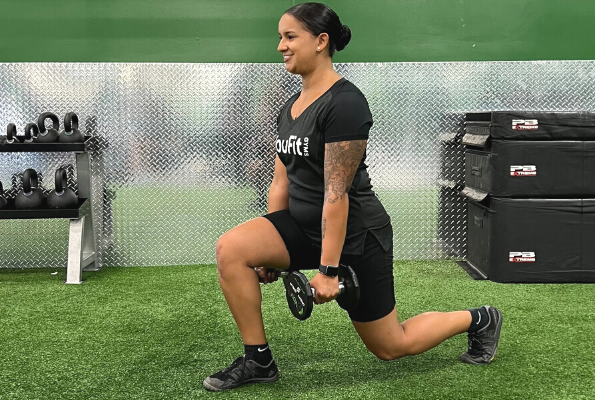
[310,272,339,304]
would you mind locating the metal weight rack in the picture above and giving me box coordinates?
[0,137,98,284]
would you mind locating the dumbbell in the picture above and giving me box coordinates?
[256,265,360,320]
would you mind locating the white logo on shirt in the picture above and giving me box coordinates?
[277,135,310,157]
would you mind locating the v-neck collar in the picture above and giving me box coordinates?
[287,78,346,123]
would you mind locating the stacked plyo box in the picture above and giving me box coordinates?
[461,111,595,283]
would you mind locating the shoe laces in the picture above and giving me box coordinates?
[218,356,246,381]
[467,333,485,357]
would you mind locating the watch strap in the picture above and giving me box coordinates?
[319,264,339,277]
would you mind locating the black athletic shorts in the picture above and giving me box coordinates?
[262,209,395,323]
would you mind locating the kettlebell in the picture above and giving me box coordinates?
[36,112,60,143]
[47,167,78,209]
[15,169,46,209]
[0,181,7,209]
[60,112,84,143]
[5,123,19,144]
[24,123,38,143]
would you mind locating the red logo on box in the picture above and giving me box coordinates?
[509,252,536,263]
[510,165,537,177]
[512,119,538,130]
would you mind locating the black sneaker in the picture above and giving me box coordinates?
[203,355,279,391]
[460,305,503,364]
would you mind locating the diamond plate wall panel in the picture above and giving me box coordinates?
[0,61,594,267]
[438,127,467,257]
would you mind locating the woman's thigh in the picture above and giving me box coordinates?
[352,307,404,360]
[261,209,321,271]
[344,229,395,323]
[345,230,398,359]
[217,216,291,270]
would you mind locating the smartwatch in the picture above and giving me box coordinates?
[319,264,339,277]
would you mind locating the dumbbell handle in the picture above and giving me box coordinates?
[257,268,345,294]
[310,283,345,296]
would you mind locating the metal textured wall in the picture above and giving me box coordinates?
[0,61,594,268]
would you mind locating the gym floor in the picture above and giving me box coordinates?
[0,260,593,400]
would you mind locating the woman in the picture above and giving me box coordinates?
[204,3,502,392]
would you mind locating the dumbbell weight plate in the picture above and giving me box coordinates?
[283,271,314,321]
[336,264,360,311]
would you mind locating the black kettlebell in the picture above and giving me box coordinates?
[24,123,38,143]
[5,123,19,143]
[59,112,84,143]
[36,112,60,143]
[0,181,7,209]
[15,169,46,209]
[47,167,78,209]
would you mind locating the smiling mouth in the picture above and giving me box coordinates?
[283,55,293,62]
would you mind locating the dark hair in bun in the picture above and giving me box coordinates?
[336,24,351,51]
[285,2,352,57]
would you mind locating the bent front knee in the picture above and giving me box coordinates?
[215,234,255,282]
[370,347,404,361]
[216,235,234,279]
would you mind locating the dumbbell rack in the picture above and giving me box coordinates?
[0,137,98,284]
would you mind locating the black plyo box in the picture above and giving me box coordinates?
[465,140,595,197]
[464,111,595,146]
[467,198,595,283]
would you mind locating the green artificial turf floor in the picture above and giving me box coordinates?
[0,261,594,400]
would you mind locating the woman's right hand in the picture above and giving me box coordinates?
[255,267,280,284]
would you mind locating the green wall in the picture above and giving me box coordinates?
[0,0,594,62]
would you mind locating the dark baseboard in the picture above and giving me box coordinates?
[456,261,488,281]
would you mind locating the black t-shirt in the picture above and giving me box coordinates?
[276,77,392,256]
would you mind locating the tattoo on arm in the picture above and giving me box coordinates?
[324,140,367,204]
[321,217,326,255]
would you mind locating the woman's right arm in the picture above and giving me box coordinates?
[267,154,290,213]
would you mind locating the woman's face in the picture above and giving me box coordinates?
[278,13,326,75]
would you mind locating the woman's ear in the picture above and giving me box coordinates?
[317,33,330,52]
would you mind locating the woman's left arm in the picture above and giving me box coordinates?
[321,139,367,265]
[311,139,367,304]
